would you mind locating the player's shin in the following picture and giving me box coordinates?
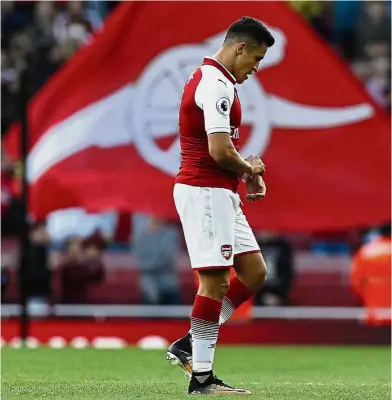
[191,294,222,377]
[185,276,255,341]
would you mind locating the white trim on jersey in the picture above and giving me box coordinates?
[203,56,237,82]
[194,65,235,135]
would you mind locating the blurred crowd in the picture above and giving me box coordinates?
[291,1,391,110]
[1,1,391,309]
[1,1,106,134]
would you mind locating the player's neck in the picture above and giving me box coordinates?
[211,49,235,77]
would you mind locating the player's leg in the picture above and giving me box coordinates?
[191,268,230,375]
[168,191,258,355]
[188,267,251,394]
[219,206,267,326]
[167,268,232,383]
[168,199,265,369]
[168,185,251,394]
[234,252,267,292]
[168,185,235,377]
[176,251,265,338]
[222,252,266,320]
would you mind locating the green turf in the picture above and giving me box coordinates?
[1,346,390,399]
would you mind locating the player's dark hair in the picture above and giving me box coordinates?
[224,16,275,48]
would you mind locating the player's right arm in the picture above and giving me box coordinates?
[195,75,262,176]
[208,134,262,175]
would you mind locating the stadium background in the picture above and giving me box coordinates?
[1,1,391,399]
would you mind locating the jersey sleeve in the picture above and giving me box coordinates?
[195,76,234,135]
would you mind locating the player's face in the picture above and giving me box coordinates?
[234,42,268,84]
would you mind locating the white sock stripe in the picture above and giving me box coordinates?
[191,317,219,328]
[191,334,218,340]
[191,326,218,334]
[220,297,235,323]
[191,317,219,340]
[191,326,219,336]
[221,308,234,317]
[220,311,231,322]
[222,296,235,311]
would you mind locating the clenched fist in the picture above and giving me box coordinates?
[245,175,266,202]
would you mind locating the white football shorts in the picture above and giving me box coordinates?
[173,183,260,270]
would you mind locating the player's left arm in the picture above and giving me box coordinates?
[245,175,266,202]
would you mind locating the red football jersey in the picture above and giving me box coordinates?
[175,57,242,192]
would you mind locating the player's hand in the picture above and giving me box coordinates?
[245,175,266,202]
[246,155,265,176]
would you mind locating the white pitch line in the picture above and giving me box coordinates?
[243,382,390,387]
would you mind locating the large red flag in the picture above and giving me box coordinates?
[5,2,390,232]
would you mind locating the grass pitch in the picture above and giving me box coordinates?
[2,346,390,399]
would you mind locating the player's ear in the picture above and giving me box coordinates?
[236,42,246,56]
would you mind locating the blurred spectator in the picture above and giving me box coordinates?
[1,146,23,236]
[291,0,391,116]
[255,232,294,306]
[1,49,20,132]
[24,2,64,96]
[87,0,108,21]
[1,150,14,228]
[290,1,324,22]
[1,265,10,303]
[29,1,56,48]
[53,0,102,57]
[290,1,333,42]
[1,1,29,49]
[365,57,390,108]
[332,1,360,60]
[1,1,103,134]
[58,235,105,303]
[132,214,181,305]
[350,223,391,325]
[354,1,390,61]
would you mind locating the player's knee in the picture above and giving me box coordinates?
[219,281,230,298]
[247,263,267,292]
[201,280,229,301]
[257,262,268,287]
[260,262,267,285]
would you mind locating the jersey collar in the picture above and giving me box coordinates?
[203,57,237,84]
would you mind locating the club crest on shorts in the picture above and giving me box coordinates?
[221,244,232,260]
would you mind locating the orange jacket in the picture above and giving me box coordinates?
[350,237,391,324]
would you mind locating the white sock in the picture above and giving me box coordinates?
[191,317,219,373]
